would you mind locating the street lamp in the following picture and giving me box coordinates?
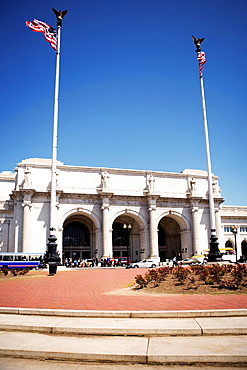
[123,224,132,266]
[230,225,238,263]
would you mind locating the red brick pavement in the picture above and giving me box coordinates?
[0,268,247,311]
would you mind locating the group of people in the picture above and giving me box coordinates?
[63,258,99,268]
[62,257,127,268]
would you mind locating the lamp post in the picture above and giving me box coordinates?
[230,225,238,263]
[123,224,132,266]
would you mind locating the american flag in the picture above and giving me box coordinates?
[197,51,206,77]
[26,19,57,50]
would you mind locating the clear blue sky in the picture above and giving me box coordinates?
[1,0,246,206]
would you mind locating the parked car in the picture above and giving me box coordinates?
[128,259,159,269]
[180,258,200,266]
[191,255,206,264]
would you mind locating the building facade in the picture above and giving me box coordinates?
[0,158,247,262]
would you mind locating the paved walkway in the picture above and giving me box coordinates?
[0,268,246,311]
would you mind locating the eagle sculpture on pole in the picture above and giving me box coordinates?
[192,35,205,52]
[52,8,68,27]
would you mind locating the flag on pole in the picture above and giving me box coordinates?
[26,19,57,50]
[197,51,206,77]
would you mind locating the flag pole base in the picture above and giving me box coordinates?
[44,234,61,275]
[207,230,221,262]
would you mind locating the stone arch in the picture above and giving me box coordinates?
[241,239,247,259]
[110,209,147,231]
[110,209,148,262]
[157,211,191,261]
[157,210,190,231]
[58,208,101,262]
[59,207,101,231]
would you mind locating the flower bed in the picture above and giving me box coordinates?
[134,264,247,294]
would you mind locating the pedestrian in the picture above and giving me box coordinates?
[173,256,177,267]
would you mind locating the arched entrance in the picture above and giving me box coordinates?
[241,239,247,259]
[225,240,233,249]
[62,214,95,262]
[112,216,141,263]
[158,216,181,261]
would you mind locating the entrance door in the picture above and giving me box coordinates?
[158,217,181,260]
[63,221,90,261]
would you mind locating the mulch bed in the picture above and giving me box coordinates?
[133,264,247,295]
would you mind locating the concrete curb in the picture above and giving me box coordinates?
[1,307,247,318]
[0,312,247,337]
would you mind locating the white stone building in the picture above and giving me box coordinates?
[0,158,247,262]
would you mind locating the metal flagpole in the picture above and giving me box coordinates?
[45,9,67,275]
[192,36,221,262]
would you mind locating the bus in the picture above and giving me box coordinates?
[0,253,45,269]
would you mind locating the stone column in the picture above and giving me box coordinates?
[148,198,158,258]
[95,227,103,259]
[191,205,200,255]
[180,230,191,257]
[102,198,111,258]
[140,228,149,259]
[22,197,32,253]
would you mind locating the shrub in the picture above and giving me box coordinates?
[230,264,246,286]
[1,266,9,276]
[209,264,225,284]
[157,266,172,282]
[10,268,29,276]
[0,267,29,277]
[173,266,190,284]
[135,274,147,289]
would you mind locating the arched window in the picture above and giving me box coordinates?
[225,240,233,249]
[63,222,90,247]
[112,222,128,246]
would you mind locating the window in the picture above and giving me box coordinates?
[3,255,13,261]
[63,222,90,247]
[112,222,128,246]
[240,227,247,233]
[224,227,231,233]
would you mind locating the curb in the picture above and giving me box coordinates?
[0,307,247,318]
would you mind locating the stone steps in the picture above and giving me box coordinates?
[0,308,246,365]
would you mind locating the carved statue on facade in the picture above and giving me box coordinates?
[190,178,196,193]
[24,167,32,187]
[101,171,109,189]
[212,179,218,194]
[147,174,155,192]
